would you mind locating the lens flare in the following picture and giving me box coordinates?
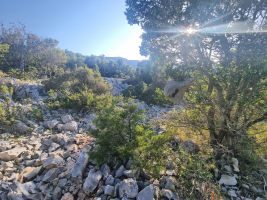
[186,28,197,35]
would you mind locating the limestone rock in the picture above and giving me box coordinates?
[105,175,115,186]
[13,121,31,134]
[61,193,74,200]
[45,120,59,129]
[161,189,178,200]
[19,166,42,182]
[83,169,102,195]
[119,178,138,198]
[0,147,27,161]
[43,155,64,169]
[42,168,59,182]
[137,184,154,200]
[115,165,125,178]
[62,121,78,132]
[100,164,111,179]
[61,115,73,124]
[104,185,114,196]
[232,158,239,172]
[219,174,237,186]
[71,151,89,178]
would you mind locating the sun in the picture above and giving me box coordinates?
[186,27,197,35]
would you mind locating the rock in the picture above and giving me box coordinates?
[43,155,64,169]
[7,191,24,200]
[42,168,60,182]
[0,141,11,152]
[62,121,78,132]
[232,158,239,172]
[61,193,74,200]
[45,120,59,129]
[19,166,42,182]
[219,174,237,186]
[123,170,136,178]
[48,142,60,152]
[228,190,237,197]
[0,147,27,161]
[224,165,232,172]
[61,115,73,124]
[161,189,178,200]
[162,176,176,191]
[181,140,200,153]
[115,165,125,178]
[83,169,102,195]
[71,151,89,178]
[137,184,154,200]
[105,175,115,186]
[119,178,138,198]
[52,186,62,200]
[104,185,115,196]
[13,121,31,134]
[100,164,111,179]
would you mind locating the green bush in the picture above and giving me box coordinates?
[43,67,109,94]
[89,100,144,165]
[123,81,172,106]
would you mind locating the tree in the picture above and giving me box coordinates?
[125,0,267,150]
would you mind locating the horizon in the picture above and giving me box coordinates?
[0,0,146,60]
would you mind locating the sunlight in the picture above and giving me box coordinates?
[185,27,197,35]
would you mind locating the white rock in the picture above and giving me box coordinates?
[105,175,115,186]
[137,184,154,200]
[115,165,125,178]
[45,120,59,129]
[232,158,239,172]
[219,174,237,186]
[0,147,27,161]
[104,185,114,196]
[71,151,89,178]
[62,121,78,132]
[119,178,138,198]
[43,155,64,169]
[83,169,102,195]
[61,115,73,124]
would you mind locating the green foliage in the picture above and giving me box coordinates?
[90,100,144,165]
[134,127,174,176]
[44,68,111,111]
[28,108,44,121]
[123,82,172,106]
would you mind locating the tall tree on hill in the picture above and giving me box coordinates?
[125,0,267,150]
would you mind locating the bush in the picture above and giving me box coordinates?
[44,68,111,111]
[89,100,144,165]
[43,67,110,94]
[123,81,172,106]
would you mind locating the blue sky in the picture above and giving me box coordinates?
[0,0,145,60]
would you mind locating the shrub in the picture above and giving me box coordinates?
[43,67,109,94]
[123,82,172,106]
[89,100,144,165]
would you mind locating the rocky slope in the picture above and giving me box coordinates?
[0,78,266,200]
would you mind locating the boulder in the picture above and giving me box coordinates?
[48,143,60,152]
[83,169,102,195]
[105,175,115,186]
[100,164,111,179]
[43,155,64,169]
[61,193,74,200]
[13,121,31,134]
[115,165,125,178]
[19,166,42,182]
[119,178,138,198]
[137,184,154,200]
[42,168,60,182]
[71,151,89,178]
[104,185,114,196]
[61,115,73,124]
[161,189,179,200]
[232,158,239,172]
[219,174,237,186]
[0,147,27,161]
[62,121,78,132]
[45,120,59,129]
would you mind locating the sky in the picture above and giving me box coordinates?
[0,0,145,60]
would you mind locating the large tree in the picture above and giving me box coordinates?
[125,0,267,149]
